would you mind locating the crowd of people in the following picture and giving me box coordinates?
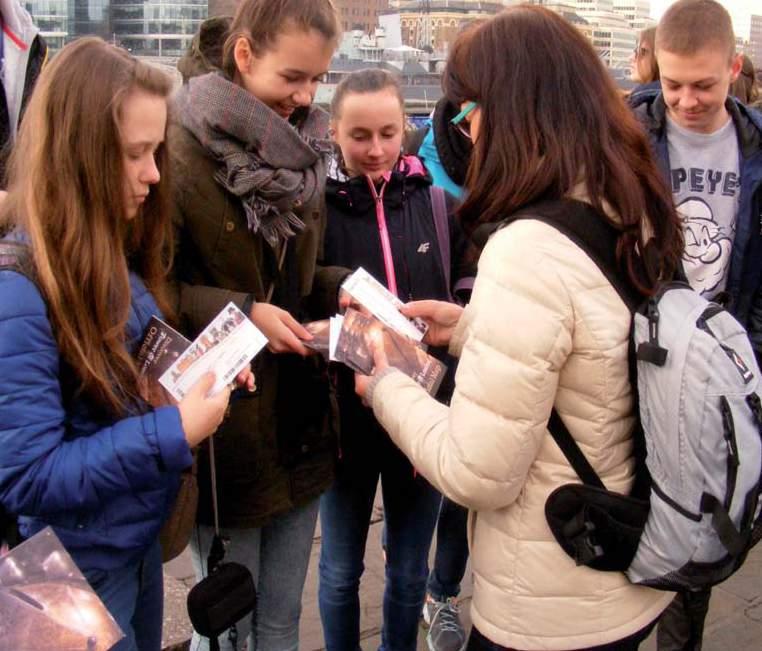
[0,0,760,651]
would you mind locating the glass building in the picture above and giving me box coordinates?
[67,0,111,39]
[111,0,207,59]
[25,0,69,50]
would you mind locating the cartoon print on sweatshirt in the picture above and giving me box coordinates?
[678,197,733,297]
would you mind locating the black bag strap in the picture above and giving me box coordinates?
[547,410,606,490]
[501,199,646,490]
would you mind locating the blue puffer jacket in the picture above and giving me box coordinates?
[631,91,762,355]
[0,237,192,572]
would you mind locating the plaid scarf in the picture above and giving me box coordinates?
[174,72,331,248]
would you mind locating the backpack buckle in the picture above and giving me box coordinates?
[637,299,669,366]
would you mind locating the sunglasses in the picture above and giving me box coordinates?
[450,101,477,140]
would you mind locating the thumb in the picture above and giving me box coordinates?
[399,300,433,319]
[189,372,216,398]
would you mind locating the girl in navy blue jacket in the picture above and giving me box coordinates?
[317,68,474,651]
[0,38,245,651]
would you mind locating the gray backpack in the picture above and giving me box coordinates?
[499,200,762,591]
[625,282,762,589]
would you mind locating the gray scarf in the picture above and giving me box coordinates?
[174,72,331,248]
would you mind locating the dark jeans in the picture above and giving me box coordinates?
[656,589,711,651]
[427,496,470,601]
[466,621,657,651]
[83,539,164,651]
[318,426,441,651]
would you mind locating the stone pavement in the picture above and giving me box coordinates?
[162,497,762,651]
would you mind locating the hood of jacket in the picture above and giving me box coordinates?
[326,153,432,214]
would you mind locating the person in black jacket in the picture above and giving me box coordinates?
[317,68,474,651]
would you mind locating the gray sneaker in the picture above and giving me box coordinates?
[422,596,466,651]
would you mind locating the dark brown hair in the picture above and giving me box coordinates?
[222,0,341,79]
[656,0,735,60]
[447,7,683,293]
[0,37,174,416]
[330,68,403,118]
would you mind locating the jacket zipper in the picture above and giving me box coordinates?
[367,176,398,297]
[366,176,417,478]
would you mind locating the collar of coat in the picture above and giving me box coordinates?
[632,90,762,161]
[326,154,432,213]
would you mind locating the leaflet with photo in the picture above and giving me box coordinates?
[341,267,428,343]
[159,303,267,401]
[335,308,445,396]
[136,316,191,383]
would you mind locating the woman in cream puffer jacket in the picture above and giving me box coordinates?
[357,8,686,651]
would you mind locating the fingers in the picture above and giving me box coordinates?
[282,312,312,340]
[268,328,310,356]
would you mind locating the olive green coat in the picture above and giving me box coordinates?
[169,119,347,528]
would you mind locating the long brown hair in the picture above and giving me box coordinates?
[447,7,683,292]
[0,37,174,416]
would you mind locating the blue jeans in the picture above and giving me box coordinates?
[318,427,441,651]
[83,539,163,651]
[427,496,469,601]
[189,499,320,651]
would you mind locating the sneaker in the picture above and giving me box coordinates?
[422,596,466,651]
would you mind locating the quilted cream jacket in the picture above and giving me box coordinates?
[369,218,673,650]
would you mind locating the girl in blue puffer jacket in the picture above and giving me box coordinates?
[0,38,246,651]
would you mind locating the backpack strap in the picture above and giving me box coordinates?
[0,241,35,284]
[508,199,643,311]
[429,185,452,300]
[504,199,646,490]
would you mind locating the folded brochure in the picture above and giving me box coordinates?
[137,303,267,402]
[333,308,445,396]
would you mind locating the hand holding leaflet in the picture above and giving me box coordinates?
[341,267,429,343]
[158,303,267,401]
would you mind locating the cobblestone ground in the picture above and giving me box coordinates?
[162,501,762,651]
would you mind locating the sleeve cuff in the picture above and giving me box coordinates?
[365,366,402,407]
[154,406,193,472]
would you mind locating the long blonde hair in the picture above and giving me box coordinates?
[0,37,174,416]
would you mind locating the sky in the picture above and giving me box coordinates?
[650,0,757,40]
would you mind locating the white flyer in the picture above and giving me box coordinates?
[159,303,267,401]
[341,267,428,343]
